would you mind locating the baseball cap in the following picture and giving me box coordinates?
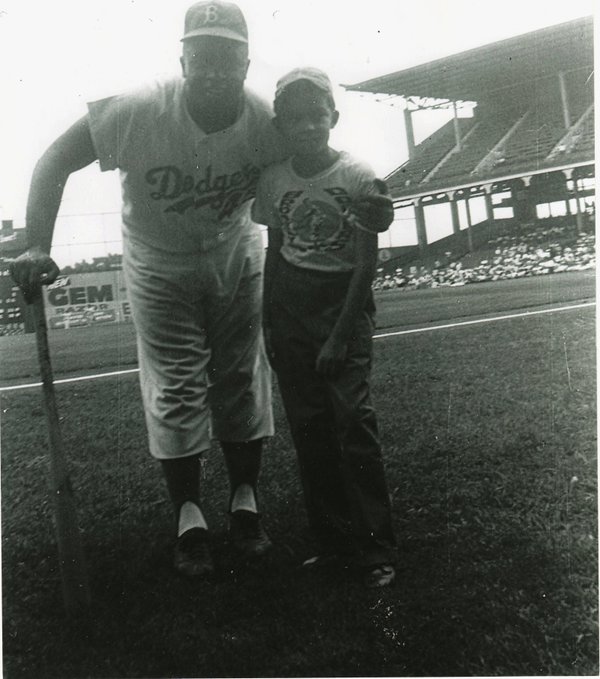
[275,67,334,102]
[182,1,248,43]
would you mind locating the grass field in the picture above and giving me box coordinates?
[1,271,597,678]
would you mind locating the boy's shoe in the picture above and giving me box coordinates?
[303,554,330,567]
[363,563,396,589]
[173,528,214,577]
[302,554,338,568]
[229,510,272,557]
[302,552,351,569]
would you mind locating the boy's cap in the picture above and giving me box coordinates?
[182,1,248,43]
[275,67,334,102]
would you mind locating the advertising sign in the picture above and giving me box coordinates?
[44,272,130,329]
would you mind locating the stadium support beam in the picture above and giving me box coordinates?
[483,184,495,228]
[572,181,584,234]
[464,195,474,252]
[404,107,416,159]
[452,102,462,151]
[558,71,571,129]
[563,168,583,233]
[564,194,572,217]
[447,191,461,235]
[413,198,428,256]
[512,176,536,224]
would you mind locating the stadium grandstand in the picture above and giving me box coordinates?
[0,17,594,333]
[344,16,594,264]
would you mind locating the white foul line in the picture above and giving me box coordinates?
[0,367,140,392]
[373,301,595,339]
[1,301,595,393]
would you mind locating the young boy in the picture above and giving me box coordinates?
[252,67,396,588]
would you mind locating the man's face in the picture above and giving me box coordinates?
[181,36,249,114]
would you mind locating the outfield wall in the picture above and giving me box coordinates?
[0,263,23,331]
[44,271,131,329]
[0,269,131,333]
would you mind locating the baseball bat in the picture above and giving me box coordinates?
[29,288,91,615]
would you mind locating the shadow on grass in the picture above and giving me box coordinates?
[2,303,597,677]
[3,466,597,679]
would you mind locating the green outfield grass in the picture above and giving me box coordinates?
[1,272,597,678]
[0,270,595,384]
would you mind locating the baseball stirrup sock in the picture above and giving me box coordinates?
[230,483,257,513]
[178,501,208,536]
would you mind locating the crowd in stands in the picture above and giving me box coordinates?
[0,225,595,335]
[373,223,595,292]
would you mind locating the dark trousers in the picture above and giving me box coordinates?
[270,258,395,566]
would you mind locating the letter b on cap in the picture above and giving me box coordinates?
[203,5,219,23]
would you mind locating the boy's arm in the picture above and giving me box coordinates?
[263,227,283,329]
[349,179,394,233]
[263,227,283,366]
[316,227,378,378]
[251,173,280,330]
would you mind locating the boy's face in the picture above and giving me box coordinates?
[275,82,339,157]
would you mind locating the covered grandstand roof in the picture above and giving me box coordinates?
[346,16,595,203]
[343,16,593,103]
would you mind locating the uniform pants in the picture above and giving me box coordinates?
[123,226,273,460]
[270,257,395,566]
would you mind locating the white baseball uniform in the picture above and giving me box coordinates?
[87,77,285,458]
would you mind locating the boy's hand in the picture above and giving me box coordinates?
[263,325,277,369]
[348,194,394,234]
[316,335,347,378]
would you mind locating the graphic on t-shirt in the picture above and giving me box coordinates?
[281,189,352,252]
[145,163,261,219]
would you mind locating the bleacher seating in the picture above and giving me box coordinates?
[487,100,565,174]
[432,110,521,184]
[386,87,594,196]
[387,118,475,193]
[550,105,595,162]
[568,111,595,157]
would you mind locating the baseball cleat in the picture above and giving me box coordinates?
[228,510,272,558]
[173,527,214,577]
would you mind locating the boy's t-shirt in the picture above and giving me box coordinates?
[87,78,285,254]
[252,151,377,273]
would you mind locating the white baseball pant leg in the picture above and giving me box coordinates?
[123,228,273,460]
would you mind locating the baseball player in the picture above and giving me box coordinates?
[10,2,395,577]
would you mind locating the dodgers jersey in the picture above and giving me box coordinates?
[252,151,377,273]
[87,78,285,253]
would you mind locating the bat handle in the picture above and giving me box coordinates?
[31,294,63,467]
